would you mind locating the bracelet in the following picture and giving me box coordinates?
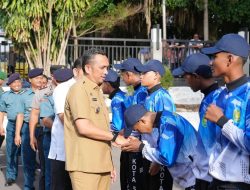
[111,132,119,142]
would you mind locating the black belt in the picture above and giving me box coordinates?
[8,119,16,123]
[43,130,51,134]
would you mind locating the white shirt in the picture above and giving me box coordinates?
[48,78,76,161]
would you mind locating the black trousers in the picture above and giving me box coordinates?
[0,135,4,148]
[142,158,173,190]
[195,179,210,190]
[36,127,45,190]
[120,151,145,190]
[185,185,196,190]
[208,178,250,190]
[50,159,72,190]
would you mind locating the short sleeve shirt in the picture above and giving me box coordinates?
[48,78,75,161]
[0,90,23,120]
[31,84,53,109]
[17,88,35,123]
[40,95,54,119]
[64,76,112,173]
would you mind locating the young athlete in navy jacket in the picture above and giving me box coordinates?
[123,104,211,190]
[102,69,126,132]
[123,60,175,190]
[114,58,147,190]
[202,34,250,190]
[173,53,222,190]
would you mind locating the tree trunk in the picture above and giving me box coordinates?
[72,20,78,62]
[203,0,209,40]
[144,0,152,37]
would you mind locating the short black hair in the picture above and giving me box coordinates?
[73,56,83,69]
[109,77,120,89]
[241,56,248,65]
[82,48,107,73]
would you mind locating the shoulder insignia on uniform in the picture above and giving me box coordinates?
[19,89,27,94]
[44,92,53,96]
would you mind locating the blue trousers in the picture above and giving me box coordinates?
[6,120,19,180]
[36,127,45,190]
[43,131,51,190]
[21,122,36,190]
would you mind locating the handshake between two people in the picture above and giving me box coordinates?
[112,134,142,153]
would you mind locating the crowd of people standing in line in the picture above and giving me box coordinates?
[0,33,249,190]
[163,33,204,70]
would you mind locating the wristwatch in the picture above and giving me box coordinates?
[111,131,119,142]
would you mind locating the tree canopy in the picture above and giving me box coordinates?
[166,0,250,39]
[0,0,140,73]
[134,0,250,40]
[0,0,249,71]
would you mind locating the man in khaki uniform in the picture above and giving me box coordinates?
[64,48,128,190]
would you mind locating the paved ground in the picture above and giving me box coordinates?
[0,144,121,190]
[0,86,196,189]
[0,145,120,190]
[0,145,184,190]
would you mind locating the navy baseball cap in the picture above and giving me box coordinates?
[114,58,142,73]
[135,59,165,76]
[202,33,250,58]
[54,68,73,82]
[104,69,119,83]
[139,48,150,54]
[50,65,65,75]
[28,68,44,78]
[7,73,21,85]
[172,53,212,78]
[124,104,147,138]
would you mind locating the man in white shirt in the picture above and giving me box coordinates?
[48,67,83,190]
[188,33,203,55]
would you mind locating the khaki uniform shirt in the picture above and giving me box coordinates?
[31,84,54,109]
[64,76,112,173]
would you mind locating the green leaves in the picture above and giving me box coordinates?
[166,0,189,9]
[0,0,136,70]
[208,0,250,25]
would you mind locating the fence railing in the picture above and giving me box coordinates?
[0,36,214,79]
[66,37,151,67]
[0,41,27,78]
[162,39,213,70]
[66,37,213,70]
